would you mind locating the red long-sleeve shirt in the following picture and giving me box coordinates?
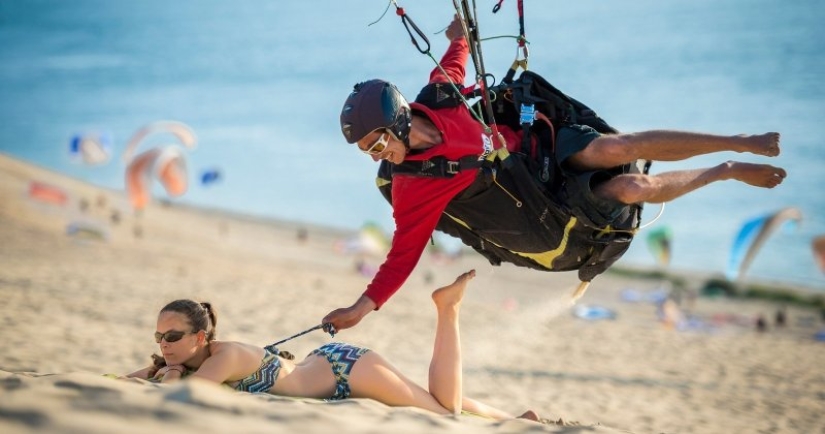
[363,38,523,308]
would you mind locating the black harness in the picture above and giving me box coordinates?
[377,70,647,283]
[389,155,486,178]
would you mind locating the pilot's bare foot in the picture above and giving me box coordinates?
[724,161,786,188]
[742,132,780,157]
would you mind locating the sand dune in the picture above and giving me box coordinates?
[1,152,824,434]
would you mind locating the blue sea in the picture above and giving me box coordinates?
[1,0,823,289]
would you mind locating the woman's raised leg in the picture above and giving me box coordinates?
[344,270,478,415]
[346,351,453,414]
[347,270,538,420]
[428,269,475,414]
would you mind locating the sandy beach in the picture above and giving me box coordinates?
[1,152,824,434]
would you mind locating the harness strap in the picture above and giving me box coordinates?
[391,156,486,178]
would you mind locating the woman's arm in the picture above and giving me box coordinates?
[120,365,184,382]
[123,366,154,380]
[155,364,187,383]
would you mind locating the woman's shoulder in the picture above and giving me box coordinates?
[209,340,264,357]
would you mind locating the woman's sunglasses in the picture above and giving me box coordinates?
[154,330,191,343]
[362,131,390,155]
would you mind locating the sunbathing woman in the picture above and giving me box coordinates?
[124,270,538,421]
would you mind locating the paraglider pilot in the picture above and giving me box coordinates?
[322,15,786,332]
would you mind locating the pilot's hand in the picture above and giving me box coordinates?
[321,295,377,333]
[445,14,465,42]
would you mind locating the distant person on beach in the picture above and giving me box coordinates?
[323,14,787,333]
[124,270,539,421]
[775,306,787,327]
[756,314,768,332]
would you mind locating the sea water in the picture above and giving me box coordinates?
[0,0,823,289]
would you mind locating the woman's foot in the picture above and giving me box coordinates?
[432,270,475,310]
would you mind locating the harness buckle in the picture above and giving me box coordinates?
[446,161,460,175]
[519,103,536,125]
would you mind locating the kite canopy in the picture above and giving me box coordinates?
[122,121,196,165]
[726,207,803,281]
[200,169,221,186]
[645,226,673,267]
[334,222,391,257]
[125,146,189,211]
[122,121,197,211]
[28,181,68,206]
[69,132,112,165]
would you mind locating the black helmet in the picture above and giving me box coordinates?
[340,79,411,146]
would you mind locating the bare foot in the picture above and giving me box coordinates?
[724,161,786,188]
[743,132,781,157]
[517,410,540,422]
[432,270,475,309]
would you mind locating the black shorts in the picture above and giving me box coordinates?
[555,124,627,228]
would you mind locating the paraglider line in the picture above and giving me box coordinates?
[269,323,336,347]
[480,35,530,44]
[638,203,665,230]
[368,0,396,26]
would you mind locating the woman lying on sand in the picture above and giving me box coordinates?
[125,270,539,421]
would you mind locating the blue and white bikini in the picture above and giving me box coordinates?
[308,342,370,401]
[233,342,370,400]
[233,346,282,393]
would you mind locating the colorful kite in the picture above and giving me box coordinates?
[726,207,803,281]
[646,225,673,267]
[122,121,197,211]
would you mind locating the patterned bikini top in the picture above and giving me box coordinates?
[233,347,282,393]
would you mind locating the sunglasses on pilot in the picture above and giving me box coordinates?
[154,330,191,343]
[362,131,391,155]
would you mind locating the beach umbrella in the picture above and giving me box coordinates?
[726,207,803,281]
